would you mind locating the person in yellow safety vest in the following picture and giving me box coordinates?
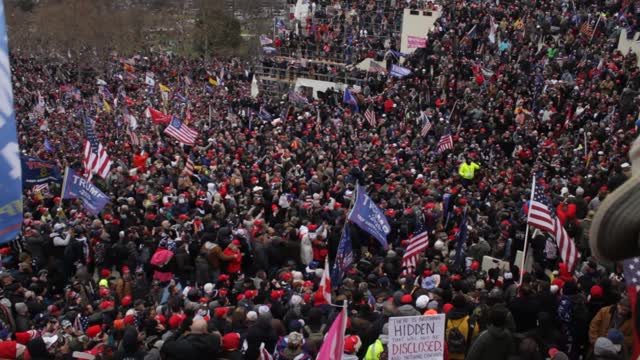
[458,157,480,186]
[364,323,388,360]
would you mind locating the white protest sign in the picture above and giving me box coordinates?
[388,315,445,360]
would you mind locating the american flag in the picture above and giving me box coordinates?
[580,21,594,37]
[83,115,112,179]
[182,155,194,177]
[401,223,429,276]
[624,257,640,285]
[419,112,432,137]
[127,127,140,147]
[437,133,453,152]
[164,116,198,145]
[527,180,580,272]
[364,107,376,127]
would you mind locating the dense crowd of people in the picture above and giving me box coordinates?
[1,0,640,359]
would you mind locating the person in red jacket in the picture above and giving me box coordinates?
[223,239,242,274]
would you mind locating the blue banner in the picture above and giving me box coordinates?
[0,1,22,244]
[347,185,390,249]
[390,64,412,78]
[331,225,353,286]
[20,156,62,187]
[61,167,110,216]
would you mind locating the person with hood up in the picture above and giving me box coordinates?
[343,335,362,360]
[364,323,388,360]
[113,327,146,360]
[466,305,516,360]
[445,295,479,360]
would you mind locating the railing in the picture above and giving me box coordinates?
[254,65,368,88]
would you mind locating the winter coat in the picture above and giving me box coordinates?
[202,243,235,271]
[300,233,313,266]
[588,305,633,352]
[245,318,278,360]
[465,326,516,360]
[222,247,242,273]
[446,308,480,360]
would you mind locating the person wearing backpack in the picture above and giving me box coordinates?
[466,305,516,360]
[445,295,479,360]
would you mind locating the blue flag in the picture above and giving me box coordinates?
[174,92,188,103]
[348,185,390,249]
[0,1,22,244]
[44,138,54,152]
[390,64,412,78]
[331,225,353,285]
[454,209,468,267]
[20,156,62,187]
[61,167,110,216]
[442,193,452,221]
[343,88,359,112]
[258,107,273,121]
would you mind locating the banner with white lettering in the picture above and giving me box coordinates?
[61,167,110,216]
[0,1,23,244]
[388,315,446,360]
[347,185,390,249]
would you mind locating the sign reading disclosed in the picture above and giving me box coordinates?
[347,185,390,249]
[61,167,110,216]
[388,315,446,360]
[20,155,62,186]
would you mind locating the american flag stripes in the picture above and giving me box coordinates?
[182,156,194,177]
[527,184,555,233]
[364,107,376,127]
[437,133,453,152]
[83,115,112,179]
[623,257,640,358]
[401,224,429,276]
[127,127,140,147]
[526,180,580,272]
[580,21,594,37]
[419,112,432,137]
[164,116,198,145]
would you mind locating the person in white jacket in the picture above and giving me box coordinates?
[299,223,327,266]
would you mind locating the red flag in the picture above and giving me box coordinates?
[318,257,332,305]
[145,107,171,124]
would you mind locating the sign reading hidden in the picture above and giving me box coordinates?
[388,315,445,360]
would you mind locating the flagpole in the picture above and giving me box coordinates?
[590,13,602,43]
[520,175,536,285]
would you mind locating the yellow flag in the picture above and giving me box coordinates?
[208,77,218,86]
[103,99,111,113]
[159,83,170,92]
